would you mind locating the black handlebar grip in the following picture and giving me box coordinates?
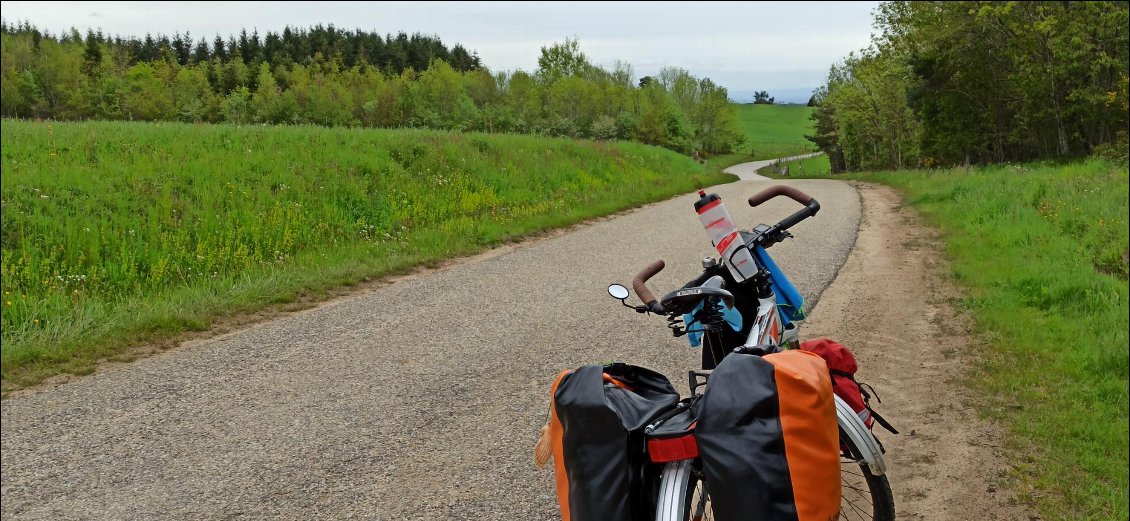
[775,198,821,232]
[748,185,816,207]
[632,260,665,308]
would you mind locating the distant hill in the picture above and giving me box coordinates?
[729,87,817,105]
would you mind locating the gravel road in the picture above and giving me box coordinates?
[1,176,860,520]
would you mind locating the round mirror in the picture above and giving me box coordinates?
[607,284,630,300]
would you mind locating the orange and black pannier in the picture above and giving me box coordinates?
[695,348,841,521]
[538,363,680,521]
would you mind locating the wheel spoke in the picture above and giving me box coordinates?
[841,493,873,520]
[685,472,713,521]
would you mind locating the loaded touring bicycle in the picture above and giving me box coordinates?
[539,185,895,521]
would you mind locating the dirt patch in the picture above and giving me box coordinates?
[801,183,1036,521]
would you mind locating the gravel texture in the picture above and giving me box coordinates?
[1,177,860,520]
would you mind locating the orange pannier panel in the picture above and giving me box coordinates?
[695,349,840,521]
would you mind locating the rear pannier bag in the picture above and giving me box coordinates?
[547,363,681,521]
[800,338,897,434]
[696,349,841,521]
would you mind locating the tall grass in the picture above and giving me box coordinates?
[733,104,816,160]
[792,160,1128,520]
[0,120,732,389]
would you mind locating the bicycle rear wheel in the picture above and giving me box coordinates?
[839,431,896,521]
[655,459,712,521]
[655,433,895,521]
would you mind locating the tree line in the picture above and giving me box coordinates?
[1,22,745,155]
[808,1,1129,172]
[3,20,482,75]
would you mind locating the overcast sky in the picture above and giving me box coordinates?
[0,1,882,103]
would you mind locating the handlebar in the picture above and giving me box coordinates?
[748,185,815,208]
[748,185,821,242]
[627,186,819,313]
[632,259,666,313]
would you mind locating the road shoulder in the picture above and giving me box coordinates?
[800,182,1034,521]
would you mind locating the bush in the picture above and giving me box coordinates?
[1093,130,1129,165]
[590,114,617,141]
[222,87,254,124]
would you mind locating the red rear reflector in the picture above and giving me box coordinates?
[648,434,699,463]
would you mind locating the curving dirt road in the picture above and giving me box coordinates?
[1,171,1025,520]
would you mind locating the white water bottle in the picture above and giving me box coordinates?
[695,190,758,282]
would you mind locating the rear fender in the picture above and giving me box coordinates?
[835,394,886,475]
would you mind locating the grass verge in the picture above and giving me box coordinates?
[1,120,735,393]
[775,159,1128,520]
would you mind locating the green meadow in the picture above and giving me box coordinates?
[0,120,732,390]
[735,103,816,160]
[703,103,818,171]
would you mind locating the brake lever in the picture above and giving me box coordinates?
[760,228,794,248]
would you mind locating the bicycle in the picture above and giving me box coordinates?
[606,185,895,521]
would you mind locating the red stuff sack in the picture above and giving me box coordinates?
[799,338,897,434]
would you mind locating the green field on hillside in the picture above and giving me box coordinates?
[771,159,1129,520]
[757,154,832,177]
[735,104,817,160]
[702,103,819,172]
[0,120,733,390]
